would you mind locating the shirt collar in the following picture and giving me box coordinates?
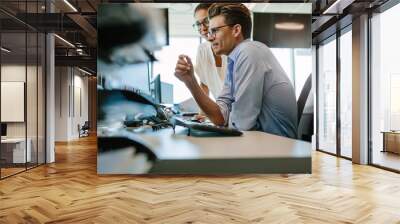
[227,38,251,63]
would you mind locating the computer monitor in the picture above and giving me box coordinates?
[1,123,7,137]
[151,74,162,104]
[98,5,169,62]
[157,8,169,46]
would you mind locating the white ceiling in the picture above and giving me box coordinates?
[159,3,312,37]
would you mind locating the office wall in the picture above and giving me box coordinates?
[1,65,39,138]
[55,67,69,141]
[55,67,89,141]
[73,73,89,137]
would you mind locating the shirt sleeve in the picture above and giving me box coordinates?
[216,80,233,126]
[228,51,270,130]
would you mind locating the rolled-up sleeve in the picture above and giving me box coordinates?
[216,80,232,126]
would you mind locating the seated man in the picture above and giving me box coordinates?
[174,3,297,138]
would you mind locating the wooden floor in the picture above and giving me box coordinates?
[1,136,400,223]
[1,167,26,178]
[373,150,400,171]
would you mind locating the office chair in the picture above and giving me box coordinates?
[78,121,90,138]
[297,74,314,142]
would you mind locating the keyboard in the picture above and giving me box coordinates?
[173,117,243,137]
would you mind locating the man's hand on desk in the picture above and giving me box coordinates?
[192,114,207,123]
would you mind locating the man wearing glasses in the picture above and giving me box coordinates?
[175,3,298,138]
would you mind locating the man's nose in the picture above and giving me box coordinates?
[207,34,214,42]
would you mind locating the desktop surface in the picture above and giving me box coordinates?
[137,126,312,174]
[98,125,311,174]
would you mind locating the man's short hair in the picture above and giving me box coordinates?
[208,3,252,39]
[194,3,213,15]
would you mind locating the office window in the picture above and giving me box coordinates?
[153,37,200,103]
[318,37,337,154]
[271,48,293,83]
[371,3,400,171]
[340,29,352,158]
[271,48,312,99]
[294,48,312,99]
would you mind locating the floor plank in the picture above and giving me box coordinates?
[1,136,400,223]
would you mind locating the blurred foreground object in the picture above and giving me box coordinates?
[98,3,168,64]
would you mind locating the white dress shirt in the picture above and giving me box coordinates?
[194,41,227,99]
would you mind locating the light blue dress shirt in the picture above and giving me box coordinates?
[216,39,298,139]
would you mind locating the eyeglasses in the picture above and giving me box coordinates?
[207,24,234,37]
[192,17,209,31]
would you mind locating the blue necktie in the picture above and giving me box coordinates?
[227,58,235,105]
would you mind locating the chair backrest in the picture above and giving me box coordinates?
[297,74,312,124]
[82,121,90,129]
[297,74,313,142]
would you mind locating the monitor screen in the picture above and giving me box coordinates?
[253,13,311,48]
[1,123,7,137]
[104,62,151,95]
[157,8,169,46]
[151,74,162,104]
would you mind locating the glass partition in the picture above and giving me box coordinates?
[38,32,45,165]
[27,30,38,169]
[317,36,337,155]
[1,31,28,177]
[370,3,400,171]
[339,28,352,158]
[0,1,46,179]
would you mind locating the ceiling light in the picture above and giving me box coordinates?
[78,67,93,76]
[1,47,11,53]
[275,22,304,31]
[54,34,75,48]
[63,0,78,12]
[322,0,353,15]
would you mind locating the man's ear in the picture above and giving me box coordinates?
[232,24,242,38]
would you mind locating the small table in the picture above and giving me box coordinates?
[1,138,31,164]
[381,131,400,154]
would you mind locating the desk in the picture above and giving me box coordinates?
[1,138,31,164]
[382,131,400,154]
[98,127,311,174]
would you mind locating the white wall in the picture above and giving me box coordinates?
[1,65,26,139]
[55,67,89,141]
[72,73,89,138]
[55,67,69,141]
